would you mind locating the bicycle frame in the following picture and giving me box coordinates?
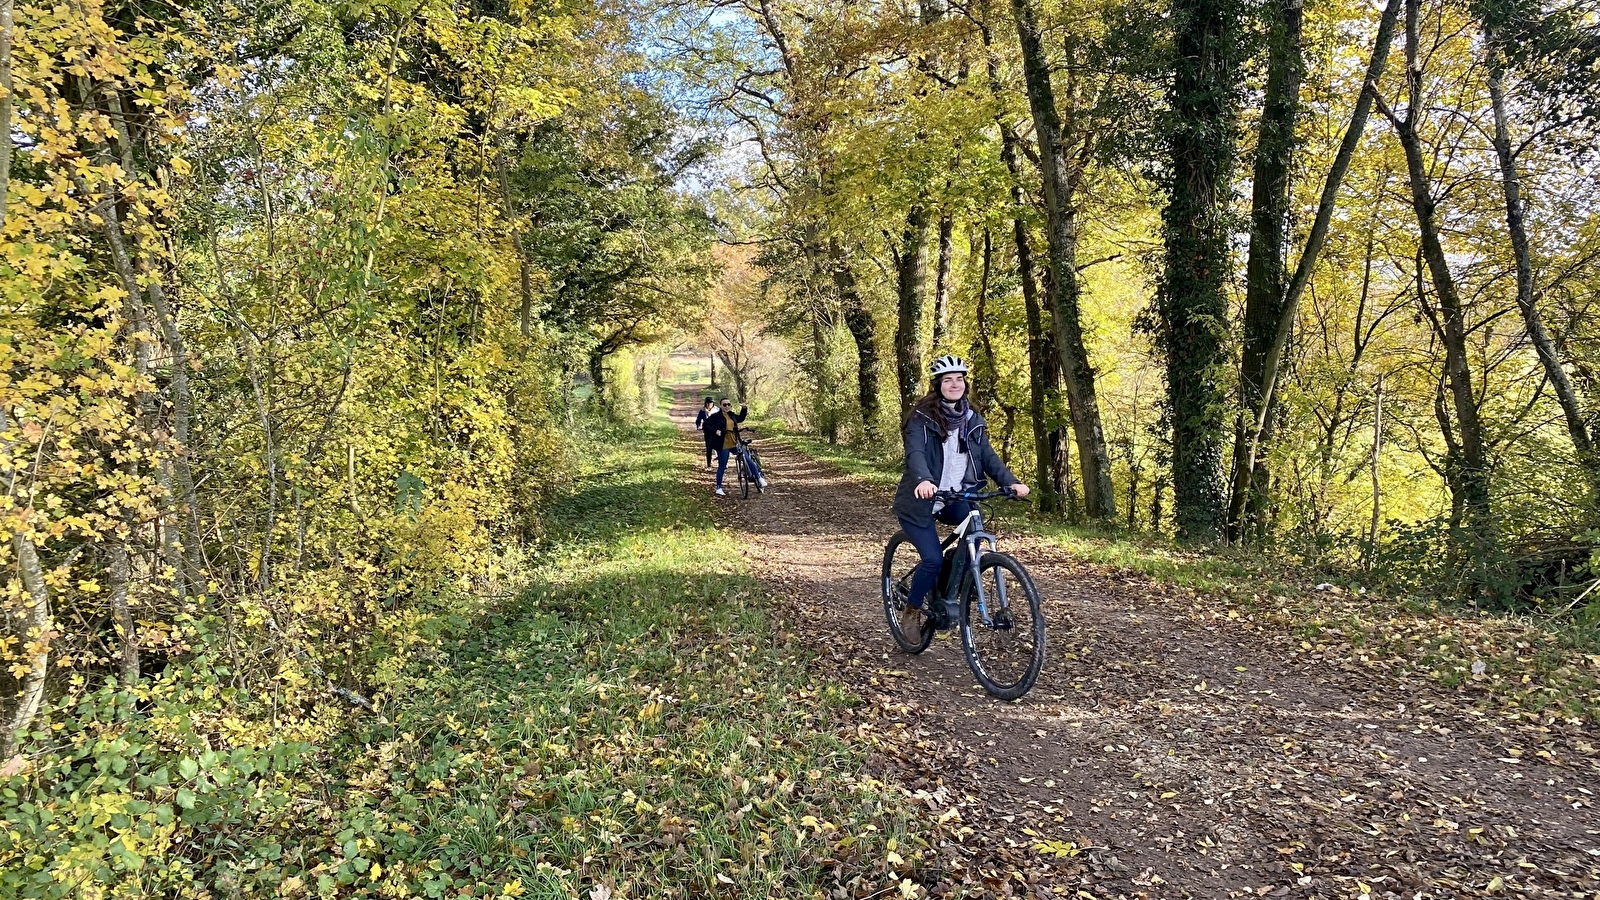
[937,505,1006,624]
[884,487,1043,699]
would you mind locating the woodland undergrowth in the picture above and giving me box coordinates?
[0,416,937,899]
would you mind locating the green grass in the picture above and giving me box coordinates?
[757,420,902,489]
[294,416,932,899]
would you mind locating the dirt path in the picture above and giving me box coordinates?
[670,388,1600,900]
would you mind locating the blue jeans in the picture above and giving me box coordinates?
[897,501,973,610]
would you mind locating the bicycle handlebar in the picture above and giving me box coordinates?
[933,488,1027,502]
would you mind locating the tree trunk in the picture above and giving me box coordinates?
[894,205,933,413]
[0,0,13,229]
[1127,462,1141,530]
[1234,0,1402,527]
[1010,182,1065,516]
[0,404,51,759]
[142,260,202,596]
[0,3,47,759]
[1366,375,1383,568]
[1010,0,1118,523]
[1056,418,1078,521]
[1226,0,1304,544]
[717,348,750,402]
[2,529,50,758]
[1024,275,1065,516]
[106,542,140,688]
[588,348,609,399]
[1486,45,1593,466]
[1433,374,1467,529]
[78,167,149,675]
[231,310,278,594]
[974,230,1021,455]
[980,0,1062,514]
[1383,0,1494,542]
[96,90,208,592]
[1159,0,1243,540]
[932,215,955,352]
[156,458,187,599]
[495,156,535,338]
[830,238,882,442]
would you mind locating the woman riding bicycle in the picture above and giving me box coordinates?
[893,356,1029,634]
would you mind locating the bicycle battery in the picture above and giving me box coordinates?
[936,547,968,626]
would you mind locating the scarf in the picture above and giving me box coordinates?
[939,397,972,453]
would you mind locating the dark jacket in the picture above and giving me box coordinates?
[704,406,747,450]
[893,406,1018,527]
[695,407,715,434]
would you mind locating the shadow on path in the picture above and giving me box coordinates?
[668,384,1600,900]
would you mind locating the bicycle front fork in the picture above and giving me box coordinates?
[962,537,1004,625]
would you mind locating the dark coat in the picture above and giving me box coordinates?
[704,406,747,449]
[892,406,1018,527]
[695,407,715,435]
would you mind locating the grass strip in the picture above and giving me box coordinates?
[298,417,934,899]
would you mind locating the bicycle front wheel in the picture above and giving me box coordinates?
[737,458,749,499]
[747,449,765,494]
[882,532,934,653]
[959,552,1045,700]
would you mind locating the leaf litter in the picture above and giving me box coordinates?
[690,392,1600,900]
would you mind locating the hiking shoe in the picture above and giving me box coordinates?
[714,487,726,496]
[900,604,924,638]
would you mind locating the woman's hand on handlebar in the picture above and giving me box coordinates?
[1009,483,1031,498]
[915,480,938,500]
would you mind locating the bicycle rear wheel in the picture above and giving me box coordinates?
[959,552,1045,700]
[737,455,749,499]
[881,532,934,653]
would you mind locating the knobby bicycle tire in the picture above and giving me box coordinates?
[959,552,1046,700]
[747,449,765,495]
[881,531,934,653]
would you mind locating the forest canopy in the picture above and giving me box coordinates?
[672,0,1600,604]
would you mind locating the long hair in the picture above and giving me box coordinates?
[909,375,981,437]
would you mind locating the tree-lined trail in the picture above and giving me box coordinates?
[671,386,1600,898]
[13,0,1600,893]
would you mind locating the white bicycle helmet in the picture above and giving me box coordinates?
[929,354,969,377]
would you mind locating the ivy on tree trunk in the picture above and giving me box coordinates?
[1160,0,1244,541]
[1227,0,1304,545]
